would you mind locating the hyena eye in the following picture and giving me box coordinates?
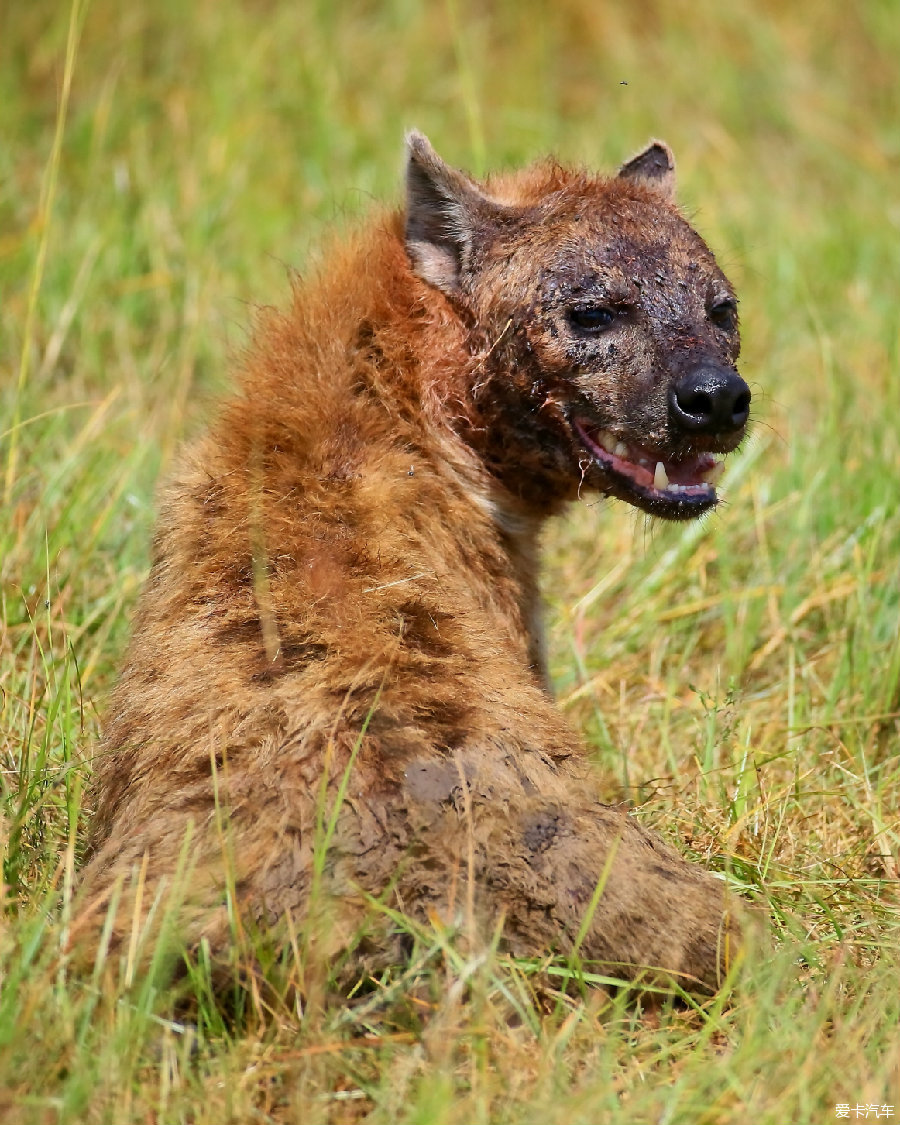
[568,305,616,333]
[709,298,738,331]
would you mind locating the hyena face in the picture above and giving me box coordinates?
[406,133,750,519]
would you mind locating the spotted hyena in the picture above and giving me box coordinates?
[79,134,751,993]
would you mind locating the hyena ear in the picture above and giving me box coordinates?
[404,131,496,295]
[617,141,676,202]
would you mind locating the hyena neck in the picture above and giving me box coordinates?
[497,510,549,689]
[247,219,555,691]
[433,423,551,689]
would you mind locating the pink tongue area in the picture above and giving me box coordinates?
[576,421,716,492]
[667,455,714,486]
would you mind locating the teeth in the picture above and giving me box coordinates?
[614,441,629,458]
[701,460,726,485]
[597,429,618,455]
[654,461,669,490]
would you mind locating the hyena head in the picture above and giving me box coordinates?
[405,132,750,520]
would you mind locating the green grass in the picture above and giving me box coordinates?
[2,0,899,1120]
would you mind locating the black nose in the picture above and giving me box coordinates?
[669,366,751,434]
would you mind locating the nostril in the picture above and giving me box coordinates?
[732,389,751,424]
[676,387,715,424]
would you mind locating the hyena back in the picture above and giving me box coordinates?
[79,134,751,992]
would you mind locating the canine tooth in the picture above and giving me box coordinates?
[702,461,726,485]
[654,461,669,490]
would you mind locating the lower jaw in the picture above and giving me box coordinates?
[604,478,718,520]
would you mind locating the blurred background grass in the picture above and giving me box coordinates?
[1,1,899,1121]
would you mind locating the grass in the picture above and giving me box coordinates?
[2,0,899,1120]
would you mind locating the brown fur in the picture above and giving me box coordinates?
[79,136,750,993]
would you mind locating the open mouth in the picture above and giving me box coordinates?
[573,418,725,519]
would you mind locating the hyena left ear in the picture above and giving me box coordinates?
[404,131,499,295]
[617,141,676,202]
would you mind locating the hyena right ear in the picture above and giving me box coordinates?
[404,131,497,295]
[618,140,677,202]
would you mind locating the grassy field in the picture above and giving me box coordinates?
[2,0,899,1120]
